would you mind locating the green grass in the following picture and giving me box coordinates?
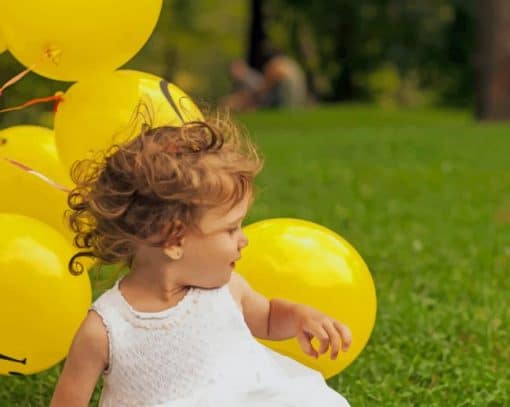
[2,104,510,406]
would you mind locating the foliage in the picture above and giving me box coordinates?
[265,0,475,106]
[0,0,478,123]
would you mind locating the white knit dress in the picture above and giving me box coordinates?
[91,278,350,407]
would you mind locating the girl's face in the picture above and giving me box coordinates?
[175,195,250,289]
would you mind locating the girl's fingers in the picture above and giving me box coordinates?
[298,320,352,359]
[297,331,318,358]
[307,324,330,356]
[322,321,340,360]
[333,320,352,351]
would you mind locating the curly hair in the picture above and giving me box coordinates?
[66,116,263,275]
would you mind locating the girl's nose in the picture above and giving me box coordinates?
[239,231,249,249]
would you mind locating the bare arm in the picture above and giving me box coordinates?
[229,272,305,339]
[230,272,352,359]
[229,272,270,339]
[50,310,109,407]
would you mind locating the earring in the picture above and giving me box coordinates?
[174,248,183,260]
[163,246,183,261]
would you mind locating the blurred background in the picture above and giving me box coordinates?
[3,0,508,123]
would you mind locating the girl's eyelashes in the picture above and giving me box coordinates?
[227,225,241,234]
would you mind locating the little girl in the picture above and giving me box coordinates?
[50,117,352,406]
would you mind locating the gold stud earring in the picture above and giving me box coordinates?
[174,248,183,260]
[164,246,183,261]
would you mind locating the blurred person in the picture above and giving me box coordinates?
[222,48,308,112]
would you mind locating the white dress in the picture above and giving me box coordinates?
[91,278,350,407]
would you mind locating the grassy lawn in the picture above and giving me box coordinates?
[2,104,509,406]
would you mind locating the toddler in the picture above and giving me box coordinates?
[50,118,351,406]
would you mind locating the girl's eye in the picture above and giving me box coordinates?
[228,226,239,234]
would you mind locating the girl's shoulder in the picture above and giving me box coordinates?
[81,309,109,347]
[227,272,247,311]
[70,309,109,370]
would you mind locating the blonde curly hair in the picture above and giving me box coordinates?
[66,117,263,275]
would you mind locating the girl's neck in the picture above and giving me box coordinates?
[123,264,188,302]
[117,270,190,314]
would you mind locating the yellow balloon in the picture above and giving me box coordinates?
[0,126,73,239]
[0,0,162,81]
[0,213,91,375]
[237,218,377,378]
[54,70,203,170]
[0,30,6,54]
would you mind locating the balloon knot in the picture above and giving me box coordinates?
[43,46,62,66]
[53,91,65,112]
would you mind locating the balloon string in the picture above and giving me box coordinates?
[0,92,64,114]
[0,64,36,97]
[0,45,63,99]
[1,157,71,193]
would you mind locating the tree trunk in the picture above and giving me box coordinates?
[331,5,356,101]
[475,0,510,120]
[247,0,268,70]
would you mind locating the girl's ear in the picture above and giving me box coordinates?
[163,244,184,261]
[162,235,185,261]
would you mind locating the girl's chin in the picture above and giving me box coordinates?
[196,272,232,289]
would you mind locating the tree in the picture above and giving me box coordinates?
[264,0,475,105]
[475,0,510,120]
[247,0,269,70]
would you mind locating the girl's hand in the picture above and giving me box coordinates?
[294,305,352,360]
